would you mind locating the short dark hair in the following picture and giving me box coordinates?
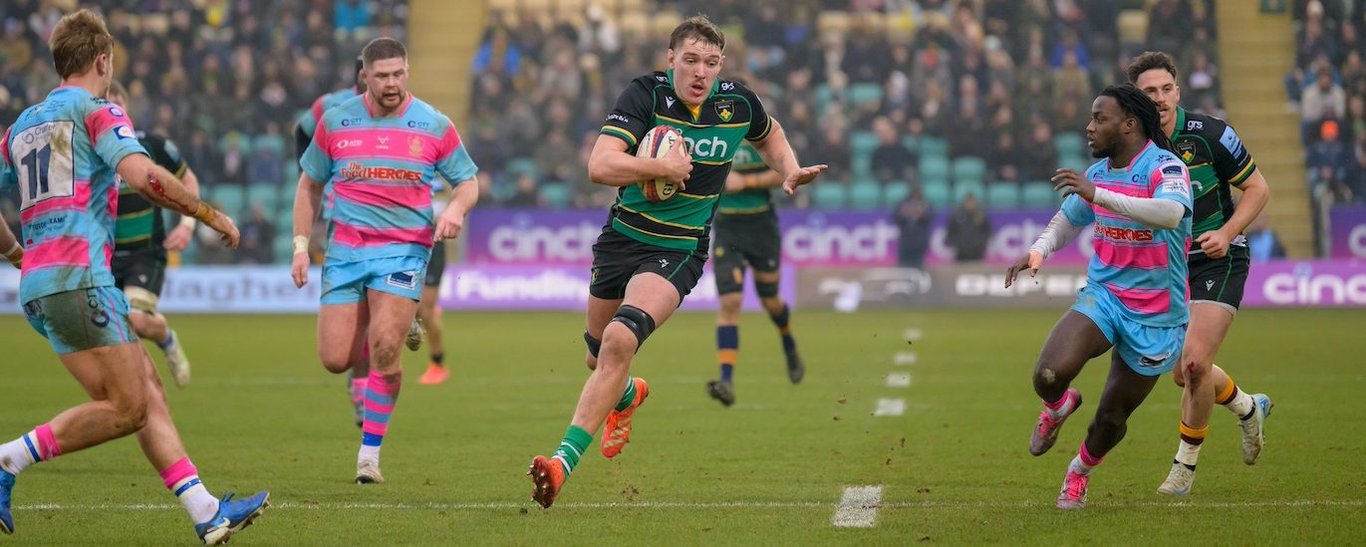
[1126,51,1178,85]
[669,15,725,51]
[50,9,115,79]
[362,37,407,67]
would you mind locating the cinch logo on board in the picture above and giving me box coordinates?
[1096,225,1154,242]
[339,162,422,182]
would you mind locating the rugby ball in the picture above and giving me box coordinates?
[637,125,685,202]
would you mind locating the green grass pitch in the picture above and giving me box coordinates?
[0,308,1362,544]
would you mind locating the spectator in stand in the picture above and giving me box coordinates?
[505,173,543,208]
[1310,120,1353,189]
[1246,214,1287,262]
[1148,0,1193,56]
[1020,117,1059,181]
[871,116,917,182]
[1301,66,1347,125]
[237,204,278,264]
[990,131,1025,183]
[893,189,933,268]
[535,129,579,184]
[947,193,991,262]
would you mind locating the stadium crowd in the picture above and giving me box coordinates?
[468,0,1224,213]
[0,0,1227,264]
[1286,0,1366,216]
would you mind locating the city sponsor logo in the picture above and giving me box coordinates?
[407,120,431,129]
[1096,225,1154,242]
[340,117,364,126]
[339,162,423,182]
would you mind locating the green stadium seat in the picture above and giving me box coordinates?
[952,156,987,185]
[272,234,293,265]
[984,182,1021,210]
[918,136,949,159]
[1060,155,1091,174]
[900,135,920,153]
[811,182,848,209]
[921,178,951,210]
[848,179,882,210]
[850,131,879,156]
[539,182,572,209]
[919,156,950,184]
[505,157,540,180]
[851,154,873,180]
[883,180,911,208]
[1021,181,1059,208]
[246,184,278,213]
[953,179,985,204]
[813,84,833,117]
[211,185,246,216]
[848,83,884,107]
[1054,131,1086,157]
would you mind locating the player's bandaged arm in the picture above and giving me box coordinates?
[1029,211,1087,258]
[0,212,20,268]
[1091,188,1185,229]
[172,167,203,230]
[291,172,325,255]
[116,154,219,223]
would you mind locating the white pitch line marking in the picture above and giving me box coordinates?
[831,485,884,528]
[886,372,912,388]
[873,398,906,417]
[902,328,922,342]
[14,499,1362,512]
[893,351,917,366]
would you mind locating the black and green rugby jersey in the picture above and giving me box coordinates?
[114,131,188,253]
[599,70,773,252]
[1168,107,1258,253]
[717,141,774,216]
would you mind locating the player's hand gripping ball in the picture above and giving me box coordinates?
[638,125,686,202]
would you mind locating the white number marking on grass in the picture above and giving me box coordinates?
[893,352,917,366]
[873,398,906,417]
[831,485,884,528]
[886,372,912,388]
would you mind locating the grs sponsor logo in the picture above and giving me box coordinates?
[1185,120,1203,131]
[720,82,734,91]
[1096,225,1155,242]
[1263,268,1366,305]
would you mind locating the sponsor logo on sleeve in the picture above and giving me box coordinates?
[1219,126,1247,160]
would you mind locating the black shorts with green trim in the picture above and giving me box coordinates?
[712,211,781,295]
[111,247,168,296]
[588,230,706,302]
[424,240,447,288]
[1187,245,1250,311]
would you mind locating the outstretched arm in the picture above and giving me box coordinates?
[750,119,827,195]
[116,154,238,247]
